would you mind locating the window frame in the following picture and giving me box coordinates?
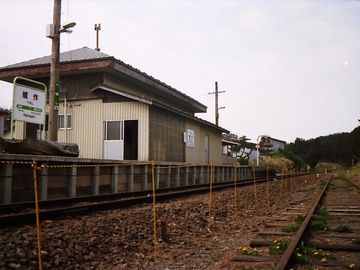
[103,120,124,141]
[58,114,72,130]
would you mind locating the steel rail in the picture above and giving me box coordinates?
[0,176,274,228]
[345,178,360,189]
[274,178,330,270]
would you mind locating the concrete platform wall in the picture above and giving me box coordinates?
[0,154,256,204]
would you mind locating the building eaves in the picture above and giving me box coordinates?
[222,139,238,146]
[191,114,229,134]
[111,58,206,112]
[90,84,153,105]
[0,47,207,113]
[153,100,229,134]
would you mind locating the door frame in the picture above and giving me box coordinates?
[103,120,124,160]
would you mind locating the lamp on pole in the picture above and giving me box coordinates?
[47,0,76,141]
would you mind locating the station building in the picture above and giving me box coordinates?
[0,47,230,164]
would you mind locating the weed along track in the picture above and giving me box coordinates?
[226,173,360,270]
[225,173,326,269]
[302,176,360,270]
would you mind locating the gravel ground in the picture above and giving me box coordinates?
[0,176,319,270]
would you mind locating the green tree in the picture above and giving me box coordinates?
[286,126,360,168]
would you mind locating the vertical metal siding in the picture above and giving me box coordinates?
[14,121,24,139]
[57,99,149,160]
[57,102,74,143]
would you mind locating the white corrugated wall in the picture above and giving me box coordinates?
[14,121,24,139]
[58,99,149,160]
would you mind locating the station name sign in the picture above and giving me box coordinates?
[13,84,46,125]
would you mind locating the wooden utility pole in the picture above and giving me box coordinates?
[209,81,225,126]
[48,0,61,141]
[95,24,101,51]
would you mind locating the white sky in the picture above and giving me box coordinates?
[0,0,359,142]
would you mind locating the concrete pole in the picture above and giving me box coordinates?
[167,166,171,188]
[68,167,77,197]
[92,166,100,195]
[208,82,225,126]
[39,167,48,200]
[176,167,180,187]
[200,166,204,184]
[185,166,189,186]
[142,165,148,190]
[128,165,134,192]
[215,82,219,125]
[156,166,160,189]
[48,0,61,141]
[111,166,118,193]
[0,164,13,204]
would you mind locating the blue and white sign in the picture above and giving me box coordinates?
[186,129,195,148]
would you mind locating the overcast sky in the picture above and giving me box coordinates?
[0,0,359,143]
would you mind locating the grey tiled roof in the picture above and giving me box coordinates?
[1,46,207,113]
[3,47,111,69]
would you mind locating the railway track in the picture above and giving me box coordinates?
[0,176,276,228]
[0,171,319,269]
[232,173,360,270]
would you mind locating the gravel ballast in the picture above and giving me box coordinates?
[0,176,320,270]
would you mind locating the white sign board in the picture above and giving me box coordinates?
[186,129,195,148]
[13,84,46,125]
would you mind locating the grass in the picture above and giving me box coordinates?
[282,223,300,233]
[334,225,353,233]
[268,239,290,255]
[294,242,331,264]
[294,214,305,224]
[236,245,258,256]
[347,164,360,178]
[311,205,329,231]
[281,214,305,233]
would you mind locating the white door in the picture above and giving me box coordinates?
[103,121,124,160]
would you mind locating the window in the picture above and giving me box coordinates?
[104,121,123,140]
[58,114,72,129]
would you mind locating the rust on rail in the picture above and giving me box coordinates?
[274,178,330,270]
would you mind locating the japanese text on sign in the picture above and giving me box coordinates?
[13,84,46,125]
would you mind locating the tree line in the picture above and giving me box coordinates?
[285,126,360,168]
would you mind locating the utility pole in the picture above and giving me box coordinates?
[209,81,225,126]
[95,24,101,51]
[48,0,61,141]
